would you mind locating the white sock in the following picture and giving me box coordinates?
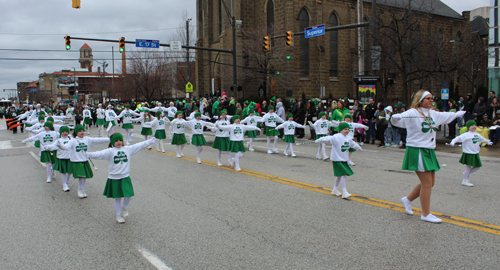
[317,144,322,157]
[267,137,271,151]
[180,145,185,153]
[227,151,231,163]
[234,152,242,168]
[348,152,352,162]
[249,138,254,148]
[176,145,180,155]
[322,143,327,157]
[115,198,122,215]
[79,178,86,191]
[340,176,347,192]
[289,144,295,155]
[159,140,164,150]
[196,146,201,160]
[62,173,68,186]
[273,136,278,149]
[217,150,222,162]
[334,177,340,190]
[284,144,289,152]
[46,162,52,179]
[98,126,102,135]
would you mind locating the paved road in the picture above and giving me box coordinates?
[1,120,499,269]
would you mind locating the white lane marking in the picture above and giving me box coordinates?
[0,140,13,149]
[360,149,378,153]
[30,151,47,168]
[251,145,305,154]
[137,247,173,270]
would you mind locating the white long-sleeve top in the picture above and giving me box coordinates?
[26,122,44,135]
[46,136,72,159]
[313,119,339,135]
[16,110,34,121]
[87,139,156,179]
[170,118,187,134]
[315,134,362,162]
[214,119,231,137]
[261,112,284,128]
[241,115,263,127]
[105,109,118,122]
[150,117,170,131]
[391,108,464,149]
[187,112,211,120]
[166,106,178,117]
[276,121,306,135]
[83,109,92,119]
[185,119,215,135]
[117,109,141,124]
[345,122,368,140]
[131,115,154,128]
[58,136,110,162]
[217,124,260,141]
[450,131,490,154]
[96,108,106,119]
[31,124,72,134]
[22,130,59,148]
[149,106,168,114]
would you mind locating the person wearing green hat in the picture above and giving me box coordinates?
[449,120,492,187]
[48,126,73,191]
[312,112,340,160]
[130,111,155,149]
[57,125,110,198]
[185,112,215,163]
[150,111,170,152]
[187,107,210,121]
[21,122,59,183]
[260,106,284,154]
[240,109,263,151]
[171,111,189,157]
[315,122,362,199]
[342,113,369,166]
[83,105,93,135]
[116,105,141,145]
[87,133,158,223]
[165,102,178,138]
[25,115,46,148]
[212,109,233,166]
[215,114,260,171]
[96,104,106,137]
[276,113,306,157]
[105,105,119,137]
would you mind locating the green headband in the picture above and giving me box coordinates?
[125,105,130,108]
[156,111,163,118]
[344,114,352,119]
[268,106,274,111]
[43,122,54,131]
[75,125,85,134]
[339,123,350,131]
[38,116,45,121]
[232,115,240,121]
[194,107,199,111]
[46,117,54,123]
[175,111,183,116]
[110,133,124,146]
[466,121,477,129]
[319,112,326,118]
[59,126,70,134]
[195,112,201,118]
[287,113,293,119]
[220,110,227,115]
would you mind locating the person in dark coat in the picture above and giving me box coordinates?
[472,97,487,121]
[294,99,306,138]
[464,93,475,123]
[306,100,317,140]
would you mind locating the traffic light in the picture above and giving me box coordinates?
[286,31,293,47]
[72,0,80,9]
[65,35,71,50]
[119,37,125,53]
[263,36,270,51]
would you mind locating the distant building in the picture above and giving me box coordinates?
[489,0,500,96]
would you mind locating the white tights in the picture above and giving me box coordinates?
[267,136,278,151]
[284,143,294,155]
[217,150,231,163]
[196,146,203,160]
[176,145,185,156]
[317,143,327,158]
[232,152,243,168]
[248,138,254,149]
[107,126,115,137]
[114,197,132,216]
[61,173,70,186]
[46,162,53,179]
[158,140,164,151]
[98,125,103,136]
[78,178,86,192]
[124,129,132,144]
[85,124,90,134]
[463,165,480,181]
[333,175,347,192]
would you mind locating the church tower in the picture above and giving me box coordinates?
[79,43,93,72]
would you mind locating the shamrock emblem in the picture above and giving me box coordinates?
[76,142,88,152]
[43,134,54,143]
[194,123,202,130]
[321,122,327,128]
[234,127,243,134]
[341,142,350,152]
[421,118,437,133]
[268,116,276,123]
[108,112,113,116]
[159,120,164,125]
[472,135,479,144]
[176,124,184,129]
[125,113,132,118]
[113,151,128,164]
[219,122,227,132]
[288,124,295,130]
[349,125,354,133]
[250,119,255,124]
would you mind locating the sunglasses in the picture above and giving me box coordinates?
[423,97,433,101]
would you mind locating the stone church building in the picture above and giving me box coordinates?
[196,0,475,104]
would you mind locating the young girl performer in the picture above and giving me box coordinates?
[87,133,158,223]
[170,111,188,158]
[22,122,59,183]
[313,112,339,160]
[47,126,73,191]
[105,105,118,137]
[343,114,369,166]
[58,125,110,198]
[315,123,362,199]
[449,120,492,187]
[391,90,466,223]
[83,105,93,134]
[117,105,141,145]
[240,109,262,151]
[260,106,284,154]
[186,112,215,164]
[276,114,306,157]
[25,116,46,150]
[216,115,259,171]
[151,111,170,152]
[166,102,178,138]
[212,110,233,166]
[131,111,154,149]
[96,104,106,137]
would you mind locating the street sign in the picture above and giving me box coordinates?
[30,89,38,92]
[170,41,182,52]
[135,39,160,48]
[305,24,325,38]
[441,88,449,100]
[185,82,193,93]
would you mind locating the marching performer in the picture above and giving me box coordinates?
[116,104,141,145]
[22,122,59,183]
[276,114,305,157]
[83,105,93,135]
[240,109,262,151]
[170,111,189,158]
[185,112,215,164]
[96,104,106,137]
[260,106,284,154]
[312,112,339,160]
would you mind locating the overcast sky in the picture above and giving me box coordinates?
[0,0,491,100]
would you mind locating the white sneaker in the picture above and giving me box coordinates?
[359,142,364,146]
[291,153,297,158]
[83,192,88,198]
[217,161,222,166]
[385,144,391,147]
[283,151,288,156]
[421,213,442,223]
[180,152,184,157]
[147,146,152,150]
[63,184,70,192]
[341,191,351,199]
[323,156,329,161]
[401,197,414,215]
[162,149,165,153]
[228,160,234,167]
[121,207,129,218]
[331,189,342,196]
[197,158,201,164]
[176,154,181,158]
[235,166,241,171]
[249,148,255,152]
[392,144,399,148]
[348,160,355,166]
[78,190,84,198]
[462,180,474,187]
[316,156,321,160]
[46,177,51,183]
[116,215,125,223]
[267,150,273,154]
[272,149,279,154]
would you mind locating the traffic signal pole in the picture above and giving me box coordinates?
[273,22,369,39]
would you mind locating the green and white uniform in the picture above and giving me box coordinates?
[451,131,489,167]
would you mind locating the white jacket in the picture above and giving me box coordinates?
[315,133,362,162]
[117,109,141,124]
[276,121,305,135]
[261,112,284,128]
[450,131,490,154]
[185,119,215,135]
[58,136,110,162]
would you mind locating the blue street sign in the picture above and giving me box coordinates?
[135,39,160,48]
[304,24,325,38]
[441,88,449,100]
[30,89,38,92]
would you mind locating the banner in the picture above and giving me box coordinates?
[358,85,376,104]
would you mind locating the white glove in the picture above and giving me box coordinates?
[149,138,160,145]
[456,111,466,117]
[449,142,455,147]
[487,141,493,146]
[21,139,27,144]
[391,114,402,120]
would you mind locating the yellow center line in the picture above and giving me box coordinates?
[150,149,500,236]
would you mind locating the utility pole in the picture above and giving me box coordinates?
[186,18,192,92]
[358,0,364,75]
[407,0,412,106]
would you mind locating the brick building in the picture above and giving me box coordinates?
[196,0,476,104]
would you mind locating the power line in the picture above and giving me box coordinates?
[0,26,197,36]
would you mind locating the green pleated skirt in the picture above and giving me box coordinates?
[402,146,440,172]
[40,150,56,164]
[154,129,167,140]
[105,120,117,127]
[103,177,134,198]
[284,134,295,143]
[212,137,231,151]
[264,126,279,137]
[122,123,134,130]
[230,140,246,153]
[459,153,482,167]
[333,161,354,177]
[245,130,258,138]
[72,161,94,179]
[191,134,207,146]
[141,127,153,136]
[84,117,92,125]
[35,140,40,148]
[53,158,73,174]
[171,133,187,145]
[96,118,105,125]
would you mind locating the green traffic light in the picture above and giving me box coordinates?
[119,47,124,52]
[276,71,280,75]
[286,56,291,60]
[66,45,71,50]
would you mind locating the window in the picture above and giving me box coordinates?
[219,0,223,35]
[266,0,274,32]
[329,12,339,78]
[299,9,310,77]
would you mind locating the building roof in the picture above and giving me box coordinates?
[52,71,113,77]
[80,43,91,50]
[27,80,39,87]
[364,0,463,20]
[471,16,489,37]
